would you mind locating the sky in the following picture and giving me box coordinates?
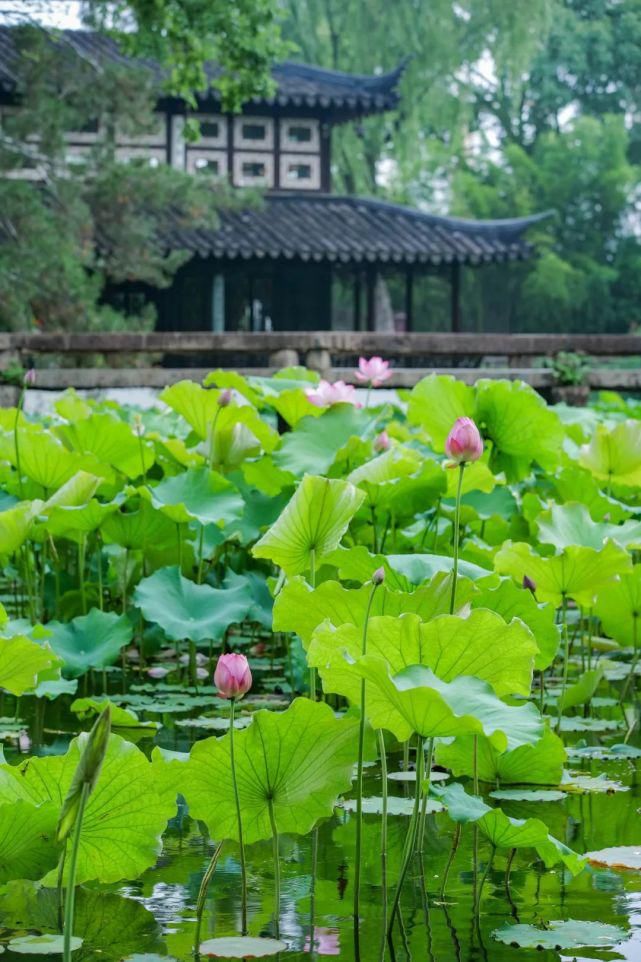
[1,1,83,27]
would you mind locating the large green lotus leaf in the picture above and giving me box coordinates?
[310,610,535,704]
[160,380,225,440]
[436,783,584,874]
[252,475,365,575]
[377,460,446,518]
[347,447,423,504]
[537,502,641,551]
[325,545,491,588]
[435,727,566,785]
[45,609,133,678]
[266,386,322,428]
[57,414,154,479]
[0,427,85,492]
[554,466,630,523]
[0,636,62,695]
[0,500,43,556]
[347,657,542,745]
[557,668,603,712]
[579,420,641,488]
[180,698,359,844]
[0,800,59,883]
[203,369,263,407]
[216,404,278,456]
[494,540,631,607]
[142,468,244,526]
[0,882,162,962]
[407,375,475,448]
[0,733,177,885]
[272,572,469,645]
[134,566,252,642]
[55,387,92,422]
[41,470,101,511]
[241,456,295,497]
[224,471,291,545]
[43,498,121,542]
[472,579,560,670]
[475,379,564,480]
[273,405,379,476]
[101,501,179,550]
[594,566,641,647]
[493,920,625,950]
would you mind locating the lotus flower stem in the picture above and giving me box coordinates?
[267,796,280,938]
[229,698,248,934]
[309,548,317,700]
[439,822,461,900]
[354,577,382,926]
[472,734,479,797]
[417,737,434,854]
[388,733,425,938]
[193,840,224,955]
[377,728,388,957]
[78,535,87,616]
[620,615,639,707]
[62,781,89,962]
[555,593,569,733]
[13,388,25,499]
[449,464,465,614]
[208,407,222,470]
[475,844,495,917]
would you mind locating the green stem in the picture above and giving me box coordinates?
[417,737,434,854]
[62,782,90,962]
[475,845,495,917]
[309,549,317,700]
[388,734,425,937]
[136,429,147,485]
[122,547,128,614]
[472,733,479,797]
[96,536,103,612]
[377,729,388,959]
[193,841,224,954]
[621,615,639,707]
[555,594,569,734]
[449,464,465,614]
[267,796,280,938]
[439,822,461,900]
[309,828,318,957]
[354,579,381,923]
[13,388,25,499]
[197,525,205,584]
[229,699,248,935]
[78,535,87,616]
[208,408,222,470]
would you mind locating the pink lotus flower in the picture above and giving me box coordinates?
[304,928,340,955]
[147,666,170,679]
[23,368,36,387]
[218,388,233,407]
[214,653,252,700]
[374,430,390,452]
[372,566,385,585]
[355,356,391,386]
[444,417,483,465]
[306,379,358,408]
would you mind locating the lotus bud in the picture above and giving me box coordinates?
[522,574,537,594]
[444,417,484,464]
[372,566,385,585]
[56,705,111,843]
[218,388,233,408]
[214,653,252,700]
[132,413,145,437]
[374,430,390,452]
[23,368,36,387]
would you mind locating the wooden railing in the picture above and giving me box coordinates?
[0,331,640,391]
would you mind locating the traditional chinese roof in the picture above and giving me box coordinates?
[0,26,403,119]
[165,194,549,266]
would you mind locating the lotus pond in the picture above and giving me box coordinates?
[2,367,641,962]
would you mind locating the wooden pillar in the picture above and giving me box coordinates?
[366,268,376,332]
[353,271,362,331]
[451,262,461,333]
[404,267,414,332]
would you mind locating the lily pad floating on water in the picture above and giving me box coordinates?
[175,714,254,731]
[552,716,623,733]
[566,743,641,761]
[584,846,641,870]
[561,772,629,794]
[199,937,287,958]
[339,795,444,816]
[492,920,626,950]
[489,789,567,802]
[388,770,449,783]
[8,935,83,954]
